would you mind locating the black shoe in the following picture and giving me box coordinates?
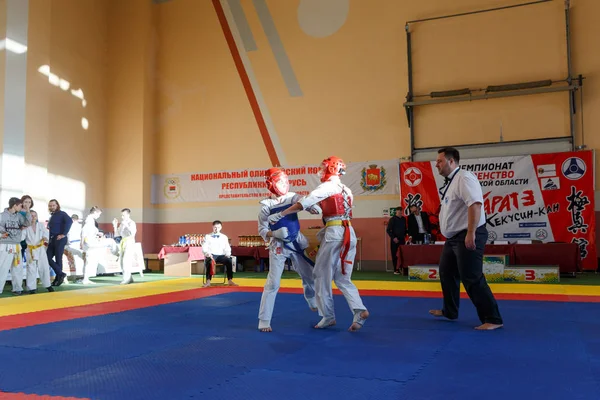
[54,273,66,287]
[28,290,37,294]
[12,291,22,296]
[46,286,54,292]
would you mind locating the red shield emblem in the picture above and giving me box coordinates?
[366,167,381,186]
[360,164,387,193]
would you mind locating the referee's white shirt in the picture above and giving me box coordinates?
[203,233,231,257]
[439,167,486,238]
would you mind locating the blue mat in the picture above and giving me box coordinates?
[0,292,598,399]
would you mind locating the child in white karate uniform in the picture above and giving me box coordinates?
[113,208,137,285]
[81,206,117,284]
[0,197,32,295]
[24,210,53,293]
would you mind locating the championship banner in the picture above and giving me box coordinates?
[152,159,399,204]
[400,151,596,270]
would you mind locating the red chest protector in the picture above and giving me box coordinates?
[319,193,353,274]
[320,193,352,219]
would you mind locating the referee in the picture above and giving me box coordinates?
[429,147,503,330]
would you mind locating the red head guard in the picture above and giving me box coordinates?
[265,167,289,196]
[318,156,346,182]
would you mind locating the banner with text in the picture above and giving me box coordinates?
[400,151,596,270]
[152,159,400,204]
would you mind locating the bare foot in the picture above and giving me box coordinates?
[429,309,458,321]
[310,307,318,312]
[429,309,444,317]
[228,281,239,286]
[314,318,336,329]
[349,310,370,332]
[259,327,272,332]
[475,323,503,331]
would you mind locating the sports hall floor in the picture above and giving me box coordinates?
[1,272,599,400]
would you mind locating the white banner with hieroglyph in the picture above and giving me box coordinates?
[151,160,399,204]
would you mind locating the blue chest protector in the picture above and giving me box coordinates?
[269,203,314,266]
[269,204,300,242]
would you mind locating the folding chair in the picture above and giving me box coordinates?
[202,260,227,285]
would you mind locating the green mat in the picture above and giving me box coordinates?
[237,270,600,285]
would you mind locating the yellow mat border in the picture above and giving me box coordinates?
[1,277,599,318]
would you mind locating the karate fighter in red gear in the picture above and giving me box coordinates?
[258,168,320,332]
[268,157,369,331]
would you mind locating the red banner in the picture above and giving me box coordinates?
[400,151,596,270]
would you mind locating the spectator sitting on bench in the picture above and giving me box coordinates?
[202,220,237,288]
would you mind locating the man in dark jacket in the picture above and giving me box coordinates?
[407,205,431,243]
[47,199,73,287]
[386,208,406,274]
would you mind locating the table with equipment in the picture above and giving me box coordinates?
[397,243,581,274]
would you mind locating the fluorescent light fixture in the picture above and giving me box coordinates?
[0,38,28,54]
[71,88,84,100]
[59,79,70,91]
[37,66,88,141]
[38,65,50,76]
[48,73,60,86]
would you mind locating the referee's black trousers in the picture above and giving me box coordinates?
[438,226,503,325]
[204,254,233,281]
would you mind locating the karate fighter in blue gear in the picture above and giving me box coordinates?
[257,167,320,332]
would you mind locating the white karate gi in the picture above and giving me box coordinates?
[24,222,52,291]
[65,221,84,276]
[116,218,137,283]
[298,177,367,325]
[8,230,27,293]
[0,209,31,294]
[81,216,115,283]
[0,244,21,294]
[257,192,318,330]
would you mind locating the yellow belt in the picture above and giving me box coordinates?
[12,244,22,266]
[325,220,351,227]
[30,242,45,251]
[324,220,352,274]
[120,236,131,253]
[28,241,45,261]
